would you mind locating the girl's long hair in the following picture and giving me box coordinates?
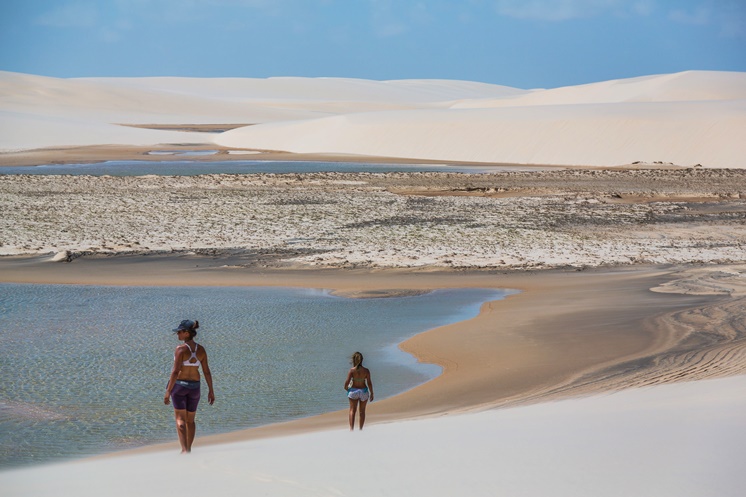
[351,351,364,369]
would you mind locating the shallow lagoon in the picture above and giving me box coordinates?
[0,284,513,468]
[0,159,542,176]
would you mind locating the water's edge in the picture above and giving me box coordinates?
[0,284,515,468]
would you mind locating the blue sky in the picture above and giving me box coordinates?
[1,0,744,88]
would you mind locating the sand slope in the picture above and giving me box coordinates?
[3,375,744,497]
[1,70,744,167]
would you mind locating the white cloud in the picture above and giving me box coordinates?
[36,1,99,28]
[365,0,439,38]
[669,6,710,25]
[98,26,123,43]
[369,0,409,37]
[631,0,655,17]
[718,2,746,38]
[109,0,286,24]
[720,16,746,37]
[410,2,434,24]
[667,1,746,39]
[35,1,138,44]
[493,0,639,22]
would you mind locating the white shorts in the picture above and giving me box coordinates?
[347,387,370,402]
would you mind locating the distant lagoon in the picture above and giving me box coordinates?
[0,159,544,176]
[0,283,515,468]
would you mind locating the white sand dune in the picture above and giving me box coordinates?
[215,71,746,167]
[215,99,746,167]
[1,70,744,167]
[451,70,746,108]
[86,75,524,104]
[3,375,744,497]
[0,71,520,151]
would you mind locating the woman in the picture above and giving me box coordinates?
[164,319,215,453]
[344,351,374,430]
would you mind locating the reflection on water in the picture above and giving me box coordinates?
[0,283,514,468]
[0,160,543,176]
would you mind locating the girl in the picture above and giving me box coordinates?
[344,351,374,430]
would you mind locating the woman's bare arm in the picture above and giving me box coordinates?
[163,345,184,404]
[200,347,215,405]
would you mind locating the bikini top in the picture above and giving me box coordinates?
[181,343,201,368]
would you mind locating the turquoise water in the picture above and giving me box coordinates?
[0,160,541,176]
[0,283,513,468]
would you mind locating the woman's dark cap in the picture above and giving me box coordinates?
[173,320,197,333]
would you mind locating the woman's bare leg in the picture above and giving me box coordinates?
[173,409,189,453]
[185,410,197,452]
[348,399,358,431]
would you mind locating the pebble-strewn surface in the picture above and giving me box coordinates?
[1,169,745,269]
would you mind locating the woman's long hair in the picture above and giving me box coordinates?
[186,320,200,339]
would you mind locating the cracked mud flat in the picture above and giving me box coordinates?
[1,168,744,269]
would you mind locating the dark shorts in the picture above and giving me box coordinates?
[171,380,201,412]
